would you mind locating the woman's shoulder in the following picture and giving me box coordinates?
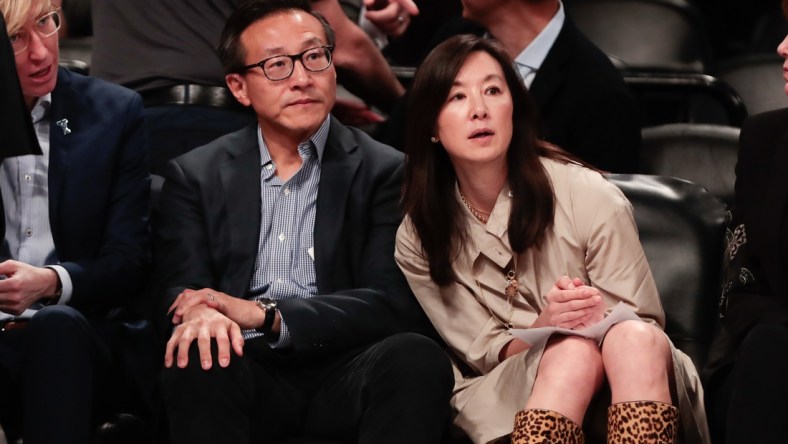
[541,157,625,202]
[540,157,632,236]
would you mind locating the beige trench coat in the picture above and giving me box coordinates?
[395,159,710,444]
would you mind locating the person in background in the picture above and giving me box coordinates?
[0,0,151,441]
[156,1,452,443]
[395,34,709,444]
[704,1,788,442]
[91,0,408,174]
[382,0,640,174]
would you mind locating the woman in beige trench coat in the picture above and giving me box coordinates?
[394,35,710,444]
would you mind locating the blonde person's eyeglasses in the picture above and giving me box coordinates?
[8,10,61,56]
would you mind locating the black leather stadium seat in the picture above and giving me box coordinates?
[608,174,726,371]
[564,0,711,72]
[640,123,740,206]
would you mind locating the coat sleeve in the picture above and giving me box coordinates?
[570,170,665,327]
[395,219,513,375]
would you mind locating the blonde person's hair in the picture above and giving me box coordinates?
[1,0,52,35]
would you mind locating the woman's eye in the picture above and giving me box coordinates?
[486,86,502,95]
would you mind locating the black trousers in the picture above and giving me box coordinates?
[0,305,113,444]
[706,323,788,444]
[161,332,454,444]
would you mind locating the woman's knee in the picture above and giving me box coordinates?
[602,320,670,363]
[538,336,604,388]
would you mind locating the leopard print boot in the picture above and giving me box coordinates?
[511,409,585,444]
[607,401,679,444]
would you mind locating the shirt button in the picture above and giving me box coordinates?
[24,175,31,182]
[266,164,273,171]
[278,233,285,242]
[25,229,33,237]
[276,278,283,283]
[284,187,291,196]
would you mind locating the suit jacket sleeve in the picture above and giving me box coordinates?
[56,85,151,314]
[276,162,432,354]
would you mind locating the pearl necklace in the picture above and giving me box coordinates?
[459,190,490,224]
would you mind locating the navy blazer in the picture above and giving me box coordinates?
[1,68,151,315]
[153,117,428,354]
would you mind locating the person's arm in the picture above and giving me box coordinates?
[395,219,518,374]
[276,160,427,354]
[53,90,151,314]
[311,0,404,112]
[717,113,788,341]
[570,169,665,327]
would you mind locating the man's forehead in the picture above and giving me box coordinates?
[243,13,327,55]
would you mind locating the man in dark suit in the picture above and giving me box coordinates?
[0,0,150,441]
[384,0,640,173]
[157,1,452,443]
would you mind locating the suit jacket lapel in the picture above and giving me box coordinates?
[219,126,263,296]
[47,68,74,241]
[314,117,361,291]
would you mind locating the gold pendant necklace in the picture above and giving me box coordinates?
[459,189,490,224]
[475,262,519,330]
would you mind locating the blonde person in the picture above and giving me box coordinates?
[395,34,710,444]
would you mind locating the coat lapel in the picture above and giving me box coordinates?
[313,117,361,291]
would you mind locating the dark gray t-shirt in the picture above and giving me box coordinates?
[90,0,239,92]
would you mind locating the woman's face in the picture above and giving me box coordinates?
[435,51,513,170]
[778,34,788,96]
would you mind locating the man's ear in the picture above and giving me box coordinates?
[226,73,251,106]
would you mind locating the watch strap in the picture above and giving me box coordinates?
[255,298,277,333]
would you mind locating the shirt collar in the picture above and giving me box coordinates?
[30,93,52,124]
[257,115,331,167]
[514,1,565,76]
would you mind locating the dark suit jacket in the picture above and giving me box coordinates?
[154,117,427,354]
[1,68,151,315]
[381,15,641,173]
[530,16,641,173]
[704,107,788,379]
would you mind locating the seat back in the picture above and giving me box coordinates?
[608,174,726,370]
[623,71,747,127]
[640,123,740,206]
[715,54,788,116]
[564,0,710,72]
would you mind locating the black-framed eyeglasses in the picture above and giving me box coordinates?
[238,45,334,81]
[8,10,61,56]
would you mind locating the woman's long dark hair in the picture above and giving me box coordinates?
[402,34,576,286]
